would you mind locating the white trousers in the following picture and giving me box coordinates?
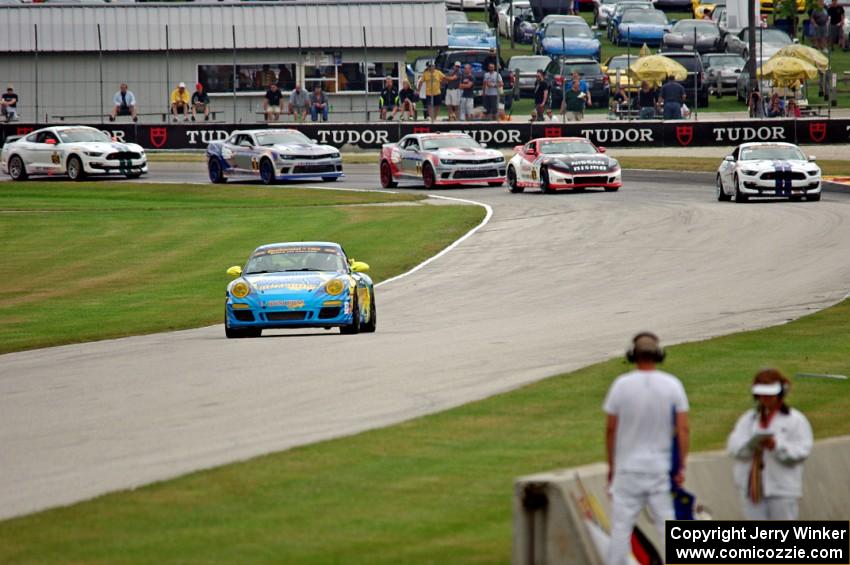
[459,98,474,120]
[742,494,799,520]
[607,471,673,565]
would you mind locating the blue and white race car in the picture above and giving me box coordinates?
[224,242,376,337]
[716,142,822,203]
[206,129,343,184]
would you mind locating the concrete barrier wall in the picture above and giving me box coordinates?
[513,435,850,565]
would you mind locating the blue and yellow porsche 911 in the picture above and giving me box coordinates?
[224,242,376,337]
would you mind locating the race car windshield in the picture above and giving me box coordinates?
[539,141,598,154]
[545,24,591,38]
[244,250,347,274]
[56,129,112,143]
[256,132,312,146]
[740,146,806,161]
[422,137,481,150]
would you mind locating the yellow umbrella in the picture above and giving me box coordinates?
[757,56,818,86]
[639,43,651,58]
[628,55,688,87]
[773,44,828,72]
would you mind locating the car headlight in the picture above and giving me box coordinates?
[231,280,251,299]
[806,169,820,176]
[741,169,758,176]
[325,279,345,296]
[608,160,620,171]
[279,154,296,161]
[329,152,341,159]
[85,151,104,157]
[441,158,457,165]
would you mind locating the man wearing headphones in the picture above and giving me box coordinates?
[726,368,812,520]
[603,332,690,565]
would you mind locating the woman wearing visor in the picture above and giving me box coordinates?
[727,368,813,520]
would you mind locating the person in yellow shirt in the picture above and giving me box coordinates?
[416,62,446,122]
[170,82,191,122]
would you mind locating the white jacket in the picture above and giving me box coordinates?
[726,407,813,498]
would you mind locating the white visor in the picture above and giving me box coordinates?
[752,382,782,396]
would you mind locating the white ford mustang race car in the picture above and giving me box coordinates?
[716,142,821,203]
[0,126,147,181]
[506,136,621,193]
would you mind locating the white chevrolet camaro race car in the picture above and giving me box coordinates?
[506,136,622,193]
[0,125,147,181]
[206,129,343,185]
[716,142,822,203]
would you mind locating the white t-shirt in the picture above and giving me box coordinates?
[603,369,689,475]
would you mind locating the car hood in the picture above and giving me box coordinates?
[66,141,144,153]
[270,143,338,156]
[432,147,504,159]
[239,272,344,297]
[542,37,600,48]
[544,154,614,170]
[619,23,669,34]
[665,31,718,42]
[738,159,813,170]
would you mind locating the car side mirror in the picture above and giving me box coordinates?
[526,148,537,155]
[312,138,318,143]
[597,146,607,153]
[350,261,370,273]
[808,155,817,162]
[226,265,243,277]
[724,155,735,162]
[514,145,524,153]
[45,138,57,145]
[480,142,488,148]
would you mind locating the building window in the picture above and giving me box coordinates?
[198,64,297,94]
[302,61,400,94]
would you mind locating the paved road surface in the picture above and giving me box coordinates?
[3,163,850,519]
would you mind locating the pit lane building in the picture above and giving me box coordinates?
[0,0,447,124]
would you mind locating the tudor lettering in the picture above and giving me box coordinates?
[713,126,786,142]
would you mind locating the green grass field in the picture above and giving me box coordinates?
[412,7,850,114]
[0,182,484,354]
[1,283,848,563]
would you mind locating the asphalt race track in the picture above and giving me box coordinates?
[3,163,850,519]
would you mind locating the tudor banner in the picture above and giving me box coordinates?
[3,119,850,150]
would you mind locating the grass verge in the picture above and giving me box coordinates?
[0,182,483,354]
[1,292,848,562]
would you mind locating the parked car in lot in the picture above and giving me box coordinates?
[691,0,721,18]
[735,65,772,103]
[716,142,821,203]
[703,53,745,96]
[538,20,601,59]
[593,0,620,28]
[545,58,609,109]
[607,1,653,40]
[446,0,487,9]
[508,55,553,96]
[533,14,585,53]
[433,50,517,110]
[612,8,670,47]
[662,19,722,53]
[446,10,469,32]
[447,21,498,50]
[661,51,710,107]
[498,0,539,43]
[724,27,792,61]
[601,54,641,92]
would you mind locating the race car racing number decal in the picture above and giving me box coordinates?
[51,152,61,165]
[251,157,259,171]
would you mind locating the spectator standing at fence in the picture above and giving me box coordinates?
[191,83,210,122]
[310,85,329,122]
[659,75,686,119]
[288,83,309,123]
[418,61,445,123]
[109,83,137,122]
[170,82,190,122]
[612,85,629,113]
[459,64,475,121]
[398,80,418,120]
[561,79,586,121]
[484,48,499,71]
[483,63,503,121]
[636,81,657,119]
[786,98,801,117]
[748,87,765,118]
[378,78,399,121]
[264,83,284,122]
[1,85,18,122]
[727,368,812,520]
[811,0,830,52]
[604,332,689,565]
[444,62,463,121]
[533,69,549,120]
[827,0,846,50]
[569,70,592,108]
[766,93,785,117]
